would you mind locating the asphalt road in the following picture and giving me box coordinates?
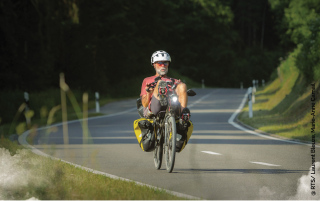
[29,88,319,200]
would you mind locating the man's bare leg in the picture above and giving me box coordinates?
[175,83,188,112]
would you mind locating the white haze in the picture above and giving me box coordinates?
[289,162,320,200]
[0,148,43,200]
[259,162,320,200]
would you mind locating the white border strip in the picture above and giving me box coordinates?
[228,89,320,147]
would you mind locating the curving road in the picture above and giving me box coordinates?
[27,88,319,200]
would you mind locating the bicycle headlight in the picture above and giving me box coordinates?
[172,96,178,102]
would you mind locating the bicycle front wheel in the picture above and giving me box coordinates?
[165,115,176,173]
[153,142,163,170]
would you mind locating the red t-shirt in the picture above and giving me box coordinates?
[140,75,179,101]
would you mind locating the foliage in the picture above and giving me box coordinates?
[0,0,283,95]
[269,0,320,82]
[296,18,320,81]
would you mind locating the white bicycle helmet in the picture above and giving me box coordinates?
[151,50,171,66]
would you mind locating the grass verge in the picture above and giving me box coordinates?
[238,48,320,143]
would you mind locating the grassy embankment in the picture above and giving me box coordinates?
[238,49,320,143]
[0,70,200,200]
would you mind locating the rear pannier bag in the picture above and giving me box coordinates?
[133,118,156,152]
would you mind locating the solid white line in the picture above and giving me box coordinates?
[201,151,222,155]
[250,161,281,167]
[227,89,320,147]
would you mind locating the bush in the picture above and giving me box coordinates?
[296,17,320,82]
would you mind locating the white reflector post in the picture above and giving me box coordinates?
[248,87,253,118]
[95,92,100,113]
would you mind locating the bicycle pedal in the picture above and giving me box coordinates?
[182,113,190,121]
[159,87,166,95]
[158,81,168,95]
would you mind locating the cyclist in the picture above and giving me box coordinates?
[140,50,191,129]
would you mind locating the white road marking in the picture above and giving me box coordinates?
[250,161,281,167]
[201,151,222,155]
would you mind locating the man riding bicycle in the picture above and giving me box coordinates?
[140,50,191,129]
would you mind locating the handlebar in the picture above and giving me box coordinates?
[146,77,177,92]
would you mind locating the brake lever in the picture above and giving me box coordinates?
[170,78,177,90]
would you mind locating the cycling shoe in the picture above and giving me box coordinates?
[179,107,191,130]
[158,81,168,106]
[181,107,191,121]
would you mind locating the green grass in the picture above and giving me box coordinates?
[238,49,320,143]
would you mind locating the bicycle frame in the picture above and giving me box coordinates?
[152,84,179,173]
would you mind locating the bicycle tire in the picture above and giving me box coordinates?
[153,142,163,169]
[165,115,176,173]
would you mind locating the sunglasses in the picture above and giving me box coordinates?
[155,61,169,66]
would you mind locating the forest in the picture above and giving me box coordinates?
[0,0,319,96]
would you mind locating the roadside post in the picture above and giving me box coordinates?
[256,80,259,88]
[202,79,205,89]
[252,80,256,104]
[95,92,100,113]
[248,87,253,118]
[240,82,243,89]
[24,92,31,125]
[262,79,265,87]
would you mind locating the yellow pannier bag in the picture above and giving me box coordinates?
[133,118,193,153]
[133,118,156,152]
[176,120,193,152]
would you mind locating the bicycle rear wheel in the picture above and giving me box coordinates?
[165,115,176,173]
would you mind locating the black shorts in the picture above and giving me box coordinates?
[144,95,180,117]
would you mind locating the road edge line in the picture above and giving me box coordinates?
[228,89,320,148]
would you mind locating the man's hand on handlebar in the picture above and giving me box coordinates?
[145,82,155,93]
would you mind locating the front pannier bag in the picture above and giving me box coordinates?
[133,118,156,152]
[176,120,193,152]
